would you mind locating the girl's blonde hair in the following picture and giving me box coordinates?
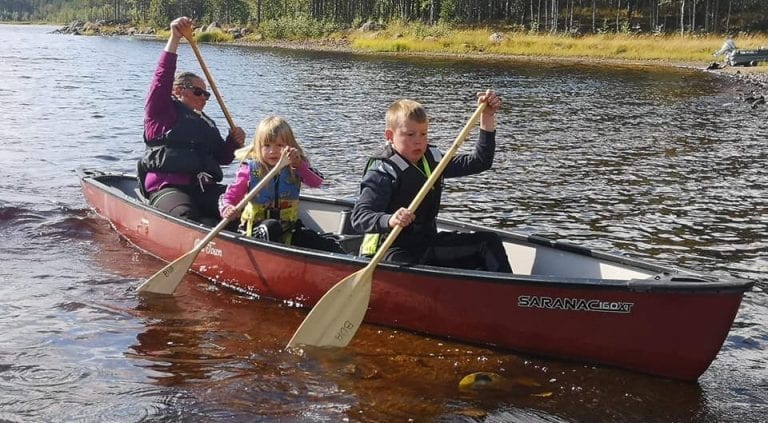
[234,116,307,176]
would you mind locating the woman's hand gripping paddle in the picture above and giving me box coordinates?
[137,149,291,294]
[179,25,236,130]
[286,101,488,349]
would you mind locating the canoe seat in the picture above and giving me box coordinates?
[134,188,150,205]
[335,234,364,254]
[338,209,357,235]
[334,209,364,254]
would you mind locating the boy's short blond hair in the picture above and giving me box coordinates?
[386,99,428,129]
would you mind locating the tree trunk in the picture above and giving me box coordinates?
[680,0,685,36]
[691,0,696,33]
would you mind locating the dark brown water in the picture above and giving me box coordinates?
[0,24,765,421]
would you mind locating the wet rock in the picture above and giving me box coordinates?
[359,21,377,32]
[206,22,222,32]
[82,21,100,32]
[751,95,765,108]
[341,363,380,379]
[227,27,243,39]
[489,32,505,44]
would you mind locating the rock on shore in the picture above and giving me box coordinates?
[707,65,768,107]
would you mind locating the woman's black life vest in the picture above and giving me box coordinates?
[137,99,226,193]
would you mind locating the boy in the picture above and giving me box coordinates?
[350,91,512,273]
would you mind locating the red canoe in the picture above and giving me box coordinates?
[79,169,754,381]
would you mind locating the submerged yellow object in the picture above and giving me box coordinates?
[458,371,503,390]
[458,372,554,398]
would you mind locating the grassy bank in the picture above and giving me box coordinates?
[54,18,768,68]
[344,23,768,64]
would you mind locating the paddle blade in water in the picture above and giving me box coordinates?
[286,268,373,349]
[136,249,199,294]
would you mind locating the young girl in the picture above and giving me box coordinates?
[219,116,343,253]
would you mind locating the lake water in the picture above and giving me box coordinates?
[0,24,765,421]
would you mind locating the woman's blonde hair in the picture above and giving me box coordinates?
[234,116,307,176]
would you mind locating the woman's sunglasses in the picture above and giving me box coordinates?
[183,85,211,100]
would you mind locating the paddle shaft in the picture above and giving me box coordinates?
[180,27,236,130]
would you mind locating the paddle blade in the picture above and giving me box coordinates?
[136,249,199,294]
[286,268,373,349]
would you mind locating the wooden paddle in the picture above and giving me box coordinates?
[286,101,488,349]
[180,26,236,130]
[137,149,291,294]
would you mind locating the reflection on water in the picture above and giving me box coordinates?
[0,24,765,421]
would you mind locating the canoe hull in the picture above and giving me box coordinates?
[79,170,752,380]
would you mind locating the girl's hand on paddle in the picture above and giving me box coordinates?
[477,89,501,131]
[285,147,301,168]
[389,207,414,228]
[221,204,238,219]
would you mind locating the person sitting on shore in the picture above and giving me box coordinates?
[138,16,246,224]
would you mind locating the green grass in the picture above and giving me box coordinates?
[155,28,234,43]
[196,31,234,43]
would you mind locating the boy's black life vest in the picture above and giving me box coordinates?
[360,145,444,255]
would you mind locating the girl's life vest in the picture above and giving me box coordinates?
[240,159,302,243]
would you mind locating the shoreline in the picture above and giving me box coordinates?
[39,18,768,88]
[231,38,768,89]
[33,19,768,85]
[43,20,768,94]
